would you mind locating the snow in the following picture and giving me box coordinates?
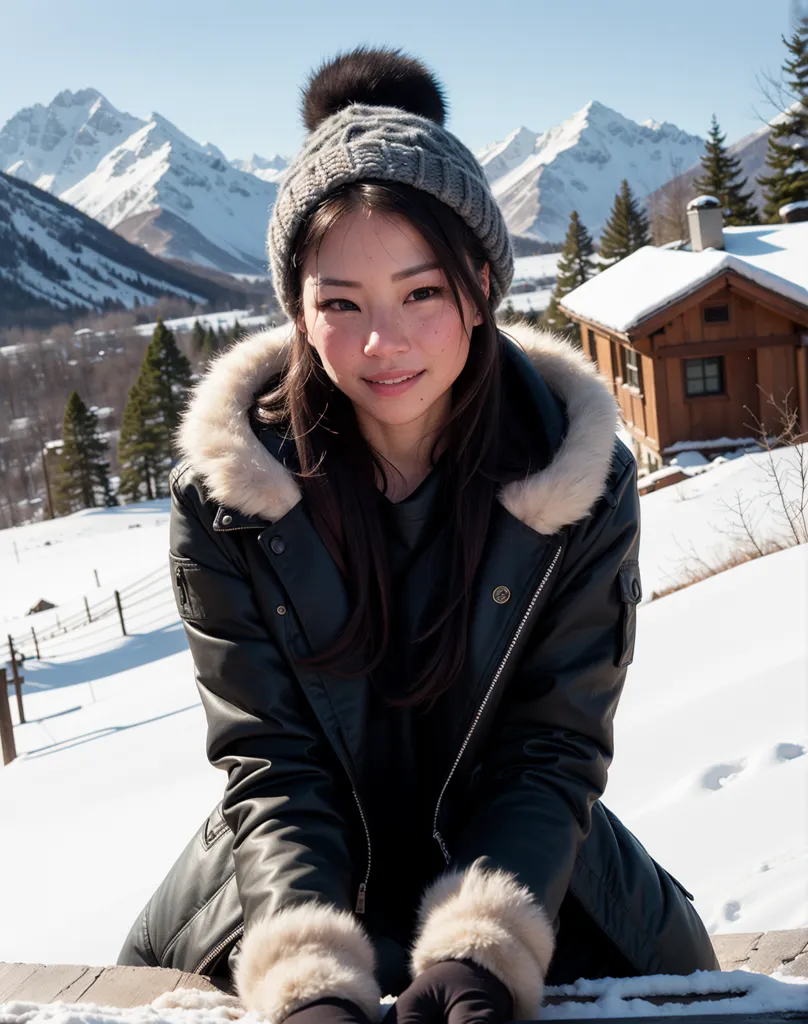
[503,288,554,313]
[1,970,806,1022]
[561,221,808,333]
[687,195,720,209]
[511,253,562,282]
[781,199,808,215]
[133,309,269,337]
[0,445,805,969]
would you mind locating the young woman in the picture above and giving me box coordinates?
[118,46,718,1024]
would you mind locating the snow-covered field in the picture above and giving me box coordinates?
[0,444,805,968]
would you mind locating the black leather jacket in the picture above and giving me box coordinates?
[118,322,717,1014]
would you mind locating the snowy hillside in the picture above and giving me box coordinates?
[478,101,704,242]
[0,441,804,967]
[0,170,247,324]
[0,90,278,275]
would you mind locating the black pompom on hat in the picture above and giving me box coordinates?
[268,46,513,317]
[301,46,448,130]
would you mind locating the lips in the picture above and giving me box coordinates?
[362,369,426,396]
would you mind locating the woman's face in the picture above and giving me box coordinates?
[297,207,489,440]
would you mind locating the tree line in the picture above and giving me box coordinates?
[47,316,249,515]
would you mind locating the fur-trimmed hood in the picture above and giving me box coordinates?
[176,319,619,536]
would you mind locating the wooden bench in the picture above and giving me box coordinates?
[1,930,806,1021]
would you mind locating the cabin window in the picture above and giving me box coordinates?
[621,346,643,391]
[685,356,724,396]
[703,304,730,324]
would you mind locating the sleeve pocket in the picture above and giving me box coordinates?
[170,553,207,620]
[616,559,642,668]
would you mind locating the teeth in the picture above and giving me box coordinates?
[375,373,417,385]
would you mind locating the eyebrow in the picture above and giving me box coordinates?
[317,261,441,288]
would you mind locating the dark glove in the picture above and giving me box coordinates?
[384,959,514,1024]
[284,997,375,1024]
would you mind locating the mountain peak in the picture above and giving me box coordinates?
[52,88,104,110]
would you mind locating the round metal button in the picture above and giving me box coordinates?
[276,605,287,616]
[221,514,233,526]
[270,536,286,555]
[492,585,511,605]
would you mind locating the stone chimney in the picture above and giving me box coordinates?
[687,195,724,252]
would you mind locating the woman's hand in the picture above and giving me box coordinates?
[284,997,375,1024]
[384,959,514,1024]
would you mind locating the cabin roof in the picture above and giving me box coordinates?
[559,221,808,334]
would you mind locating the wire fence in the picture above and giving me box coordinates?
[6,562,177,668]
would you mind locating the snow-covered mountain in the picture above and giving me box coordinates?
[230,152,289,183]
[0,170,246,326]
[0,90,279,275]
[477,101,705,242]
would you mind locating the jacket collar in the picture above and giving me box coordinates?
[175,320,619,537]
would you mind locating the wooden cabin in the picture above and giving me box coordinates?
[559,200,808,473]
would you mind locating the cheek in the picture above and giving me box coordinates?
[310,325,358,378]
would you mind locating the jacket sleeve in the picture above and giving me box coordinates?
[409,448,641,1018]
[168,466,381,1024]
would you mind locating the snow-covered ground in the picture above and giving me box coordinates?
[0,444,805,968]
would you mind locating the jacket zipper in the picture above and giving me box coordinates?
[432,544,563,863]
[351,786,371,914]
[175,564,189,609]
[193,922,244,975]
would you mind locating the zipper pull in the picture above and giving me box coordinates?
[175,565,188,608]
[355,883,367,915]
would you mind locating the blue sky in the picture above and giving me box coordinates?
[0,0,799,162]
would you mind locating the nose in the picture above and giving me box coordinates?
[363,319,410,359]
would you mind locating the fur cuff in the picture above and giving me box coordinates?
[410,858,555,1020]
[234,901,382,1024]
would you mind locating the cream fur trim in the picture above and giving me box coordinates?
[499,321,619,535]
[176,323,302,522]
[234,901,382,1024]
[175,319,618,533]
[410,858,555,1020]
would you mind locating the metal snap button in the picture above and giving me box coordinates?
[270,536,286,555]
[221,514,233,526]
[492,585,511,604]
[276,605,287,616]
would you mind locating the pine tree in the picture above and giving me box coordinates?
[758,16,808,222]
[53,391,115,515]
[117,319,193,503]
[202,326,218,361]
[598,179,652,269]
[541,211,596,340]
[693,115,759,225]
[190,319,206,357]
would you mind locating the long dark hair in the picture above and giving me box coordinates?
[251,180,505,711]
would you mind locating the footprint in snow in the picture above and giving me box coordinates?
[723,900,742,923]
[773,742,806,762]
[700,761,746,791]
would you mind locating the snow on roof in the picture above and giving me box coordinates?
[560,222,808,334]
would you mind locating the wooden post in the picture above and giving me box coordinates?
[7,635,24,724]
[40,447,54,521]
[114,590,127,636]
[0,669,16,765]
[94,569,100,588]
[31,626,40,660]
[84,596,92,623]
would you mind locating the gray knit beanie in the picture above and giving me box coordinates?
[267,46,514,318]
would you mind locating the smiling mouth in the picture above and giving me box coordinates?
[364,372,422,384]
